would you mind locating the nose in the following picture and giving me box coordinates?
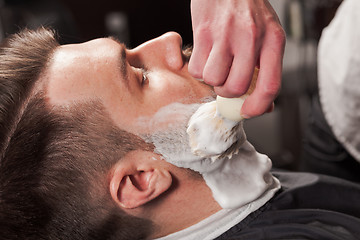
[128,32,184,71]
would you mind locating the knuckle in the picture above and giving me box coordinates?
[247,22,259,42]
[227,82,248,97]
[222,14,236,32]
[194,24,211,40]
[203,70,224,87]
[271,26,286,46]
[243,22,264,51]
[261,81,281,98]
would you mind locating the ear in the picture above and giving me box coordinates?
[109,151,172,209]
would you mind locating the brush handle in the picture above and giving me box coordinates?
[216,95,247,121]
[216,68,259,122]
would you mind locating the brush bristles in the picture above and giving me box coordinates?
[187,101,246,160]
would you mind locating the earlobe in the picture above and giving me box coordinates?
[109,154,172,209]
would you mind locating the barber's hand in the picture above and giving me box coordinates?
[189,0,285,118]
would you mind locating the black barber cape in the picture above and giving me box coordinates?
[216,171,360,240]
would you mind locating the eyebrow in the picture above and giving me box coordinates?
[107,36,129,87]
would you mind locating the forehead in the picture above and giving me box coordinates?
[51,38,119,71]
[43,38,123,106]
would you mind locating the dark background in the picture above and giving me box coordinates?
[0,0,193,47]
[61,0,193,47]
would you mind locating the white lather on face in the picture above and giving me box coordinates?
[187,68,259,160]
[137,101,280,209]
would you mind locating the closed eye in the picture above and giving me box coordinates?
[141,68,149,86]
[133,66,149,87]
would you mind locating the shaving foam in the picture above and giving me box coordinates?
[187,101,246,161]
[135,101,279,209]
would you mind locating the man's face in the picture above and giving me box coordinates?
[44,32,213,133]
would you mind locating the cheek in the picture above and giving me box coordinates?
[103,90,140,127]
[149,72,203,105]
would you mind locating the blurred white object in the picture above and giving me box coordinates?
[105,11,130,45]
[318,0,360,162]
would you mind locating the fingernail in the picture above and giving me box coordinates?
[241,114,250,119]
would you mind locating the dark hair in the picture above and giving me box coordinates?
[0,28,152,239]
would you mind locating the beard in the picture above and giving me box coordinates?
[133,97,214,170]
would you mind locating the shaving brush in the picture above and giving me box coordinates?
[187,68,258,160]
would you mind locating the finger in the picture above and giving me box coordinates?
[241,27,285,118]
[214,47,257,97]
[202,43,233,86]
[188,32,212,79]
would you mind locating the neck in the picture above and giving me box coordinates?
[149,169,221,238]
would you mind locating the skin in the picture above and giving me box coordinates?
[41,32,221,238]
[45,32,214,133]
[189,0,285,118]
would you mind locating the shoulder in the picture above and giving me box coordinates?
[216,171,360,240]
[272,170,360,209]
